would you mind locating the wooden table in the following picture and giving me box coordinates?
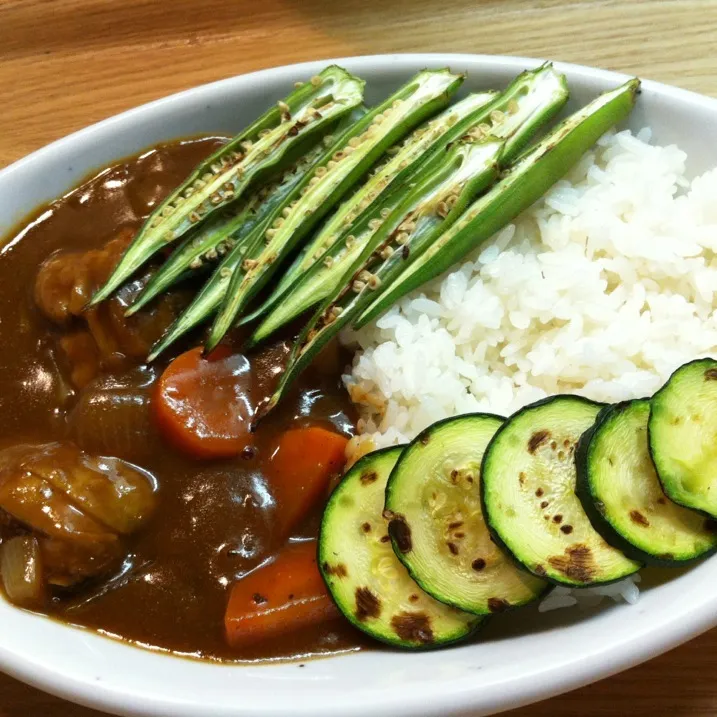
[1,0,717,714]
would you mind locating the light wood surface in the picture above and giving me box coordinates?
[1,0,717,714]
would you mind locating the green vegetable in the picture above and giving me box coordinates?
[356,78,641,329]
[90,65,365,306]
[249,91,498,323]
[251,63,568,342]
[204,68,465,353]
[126,199,259,317]
[319,446,483,648]
[385,413,548,614]
[575,399,717,566]
[482,395,641,587]
[257,137,502,417]
[144,119,348,361]
[649,358,717,519]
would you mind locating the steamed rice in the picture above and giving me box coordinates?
[341,127,717,607]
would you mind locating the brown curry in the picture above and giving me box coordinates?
[0,137,368,661]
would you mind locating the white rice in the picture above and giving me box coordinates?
[341,127,717,608]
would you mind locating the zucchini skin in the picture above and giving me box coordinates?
[575,400,717,566]
[648,357,717,519]
[319,446,484,649]
[480,395,641,588]
[385,412,549,615]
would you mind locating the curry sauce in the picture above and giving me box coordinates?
[0,138,367,661]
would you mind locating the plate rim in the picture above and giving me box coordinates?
[1,52,717,717]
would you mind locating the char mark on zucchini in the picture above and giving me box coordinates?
[319,446,482,648]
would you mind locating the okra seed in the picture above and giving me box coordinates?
[220,267,232,278]
[324,256,334,268]
[348,137,360,148]
[395,232,410,245]
[310,75,322,87]
[294,81,304,88]
[315,166,328,177]
[242,259,259,271]
[508,99,520,115]
[490,109,505,123]
[368,275,382,290]
[380,208,390,218]
[205,249,218,261]
[352,280,366,292]
[189,212,201,223]
[281,207,292,218]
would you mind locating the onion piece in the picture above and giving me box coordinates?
[0,536,45,609]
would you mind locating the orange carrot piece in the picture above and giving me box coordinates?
[267,426,348,537]
[153,346,254,459]
[225,540,338,648]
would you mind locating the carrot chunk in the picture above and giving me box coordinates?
[225,540,338,648]
[267,426,348,537]
[153,346,254,459]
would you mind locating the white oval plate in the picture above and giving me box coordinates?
[1,54,716,717]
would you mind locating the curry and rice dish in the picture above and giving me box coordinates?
[3,63,717,658]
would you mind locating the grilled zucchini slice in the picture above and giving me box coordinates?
[576,399,717,565]
[649,358,717,519]
[384,414,548,614]
[319,446,483,649]
[482,396,641,587]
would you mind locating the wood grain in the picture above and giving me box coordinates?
[1,0,716,714]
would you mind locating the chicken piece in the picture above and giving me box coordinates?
[35,230,188,387]
[0,442,157,602]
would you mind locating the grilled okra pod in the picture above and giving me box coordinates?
[249,64,569,345]
[356,79,641,328]
[257,137,504,418]
[256,91,498,312]
[143,118,351,361]
[203,68,465,353]
[128,122,343,317]
[126,201,259,316]
[90,66,365,306]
